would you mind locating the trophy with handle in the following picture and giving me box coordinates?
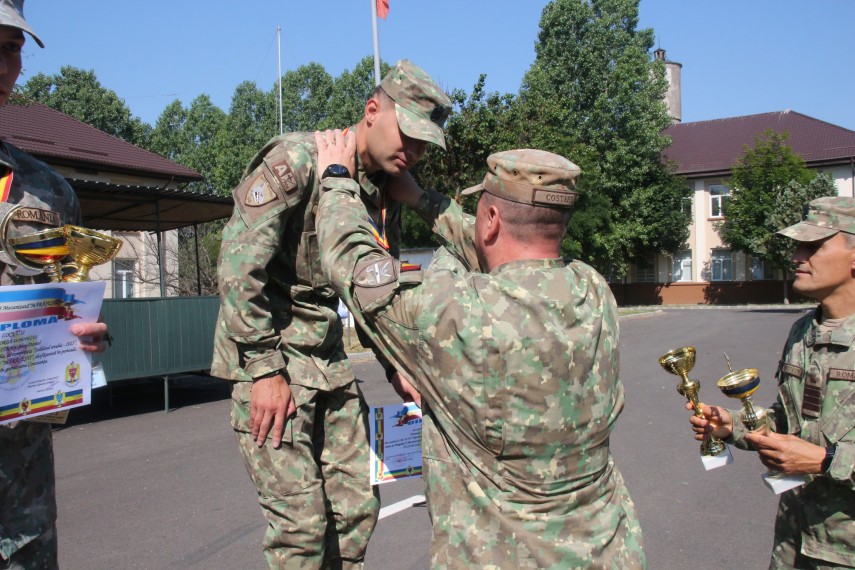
[5,226,68,282]
[62,225,123,282]
[717,361,806,493]
[659,346,732,469]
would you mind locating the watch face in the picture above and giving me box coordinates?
[324,164,350,178]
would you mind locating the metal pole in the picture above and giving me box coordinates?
[156,201,165,297]
[194,223,202,296]
[277,26,283,134]
[370,0,381,86]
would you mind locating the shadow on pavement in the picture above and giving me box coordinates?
[55,374,231,429]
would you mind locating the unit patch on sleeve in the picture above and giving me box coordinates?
[244,176,278,207]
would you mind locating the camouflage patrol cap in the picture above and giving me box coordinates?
[380,60,451,150]
[461,149,581,208]
[778,196,855,242]
[0,0,43,48]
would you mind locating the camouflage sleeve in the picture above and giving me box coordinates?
[317,180,424,387]
[216,141,309,379]
[411,188,480,271]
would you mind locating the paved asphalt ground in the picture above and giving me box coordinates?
[51,307,812,569]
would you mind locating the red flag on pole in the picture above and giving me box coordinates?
[377,0,389,19]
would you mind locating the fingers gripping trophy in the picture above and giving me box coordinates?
[0,205,122,282]
[717,362,806,494]
[659,346,733,470]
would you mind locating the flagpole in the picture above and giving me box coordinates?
[277,26,283,134]
[370,0,381,86]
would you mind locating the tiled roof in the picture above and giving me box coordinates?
[0,101,202,180]
[662,110,855,177]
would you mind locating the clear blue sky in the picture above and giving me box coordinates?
[18,1,855,132]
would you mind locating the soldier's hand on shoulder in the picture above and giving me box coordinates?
[315,130,355,181]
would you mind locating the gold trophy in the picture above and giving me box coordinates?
[716,364,767,433]
[6,226,69,282]
[62,225,123,282]
[659,346,728,458]
[716,360,806,493]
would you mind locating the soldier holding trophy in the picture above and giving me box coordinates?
[0,2,112,568]
[690,197,855,569]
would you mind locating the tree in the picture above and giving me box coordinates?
[517,0,691,276]
[22,66,151,146]
[718,131,834,300]
[410,75,520,247]
[322,56,389,129]
[211,81,278,195]
[278,63,334,132]
[148,95,227,194]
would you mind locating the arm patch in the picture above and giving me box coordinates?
[234,150,302,227]
[353,256,399,313]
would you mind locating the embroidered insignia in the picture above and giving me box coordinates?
[12,207,62,227]
[243,176,277,207]
[270,161,298,194]
[368,261,392,285]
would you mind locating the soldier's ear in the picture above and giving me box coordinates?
[364,98,380,125]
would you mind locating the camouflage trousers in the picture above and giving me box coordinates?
[770,516,854,570]
[0,423,58,570]
[232,380,379,570]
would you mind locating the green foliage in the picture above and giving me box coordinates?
[517,0,690,275]
[717,130,820,274]
[322,56,390,129]
[148,95,226,194]
[22,66,151,146]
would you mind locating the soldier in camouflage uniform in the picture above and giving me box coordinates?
[692,197,855,569]
[211,60,450,569]
[0,2,110,568]
[315,135,646,568]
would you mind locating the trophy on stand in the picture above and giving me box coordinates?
[717,360,806,494]
[6,226,69,282]
[62,225,123,282]
[659,346,732,470]
[0,206,122,283]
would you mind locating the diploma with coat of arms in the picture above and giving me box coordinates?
[0,281,105,424]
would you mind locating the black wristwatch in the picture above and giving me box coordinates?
[821,443,837,474]
[321,164,351,179]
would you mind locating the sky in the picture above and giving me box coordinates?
[17,1,855,132]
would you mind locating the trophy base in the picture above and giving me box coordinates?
[700,445,733,470]
[762,472,806,494]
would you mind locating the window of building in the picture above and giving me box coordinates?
[681,195,693,215]
[710,249,733,281]
[709,185,731,218]
[113,259,135,299]
[751,257,775,280]
[636,255,656,283]
[672,250,693,282]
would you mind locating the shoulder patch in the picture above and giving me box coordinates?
[243,176,278,208]
[355,259,397,287]
[12,207,62,227]
[269,160,298,194]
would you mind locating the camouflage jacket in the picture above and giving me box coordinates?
[730,308,855,565]
[0,141,82,284]
[317,182,646,569]
[0,140,80,558]
[211,130,401,392]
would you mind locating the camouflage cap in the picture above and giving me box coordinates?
[461,149,581,209]
[380,60,451,150]
[0,0,43,48]
[778,196,855,242]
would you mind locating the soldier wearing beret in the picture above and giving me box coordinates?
[211,60,451,568]
[0,2,110,568]
[691,196,855,568]
[315,133,646,568]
